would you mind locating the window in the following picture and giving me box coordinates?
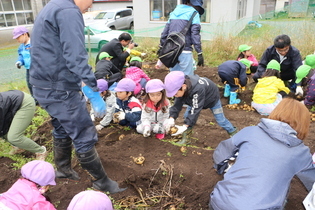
[0,0,34,27]
[150,0,211,23]
[237,0,247,19]
[150,0,177,21]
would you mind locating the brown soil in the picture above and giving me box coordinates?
[1,64,314,210]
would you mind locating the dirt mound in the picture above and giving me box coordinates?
[0,64,313,209]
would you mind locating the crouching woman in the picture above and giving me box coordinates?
[210,98,315,210]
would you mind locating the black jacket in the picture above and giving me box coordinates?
[253,45,302,81]
[0,90,24,137]
[95,38,130,73]
[169,75,220,127]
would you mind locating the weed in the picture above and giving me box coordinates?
[209,122,215,125]
[179,174,184,178]
[167,152,172,157]
[123,127,131,131]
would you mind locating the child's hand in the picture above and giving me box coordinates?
[118,112,125,121]
[95,124,104,131]
[39,185,49,194]
[163,118,175,133]
[143,126,151,137]
[171,125,187,136]
[113,112,120,123]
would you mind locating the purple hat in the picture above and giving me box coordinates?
[145,79,165,93]
[97,79,108,92]
[13,26,28,39]
[114,78,136,92]
[67,190,113,210]
[164,71,185,97]
[21,160,56,186]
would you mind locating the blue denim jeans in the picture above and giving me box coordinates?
[170,51,194,76]
[210,99,235,133]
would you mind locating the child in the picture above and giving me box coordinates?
[125,56,151,95]
[218,59,251,104]
[67,190,113,210]
[0,160,56,209]
[236,44,258,74]
[136,79,170,139]
[299,64,315,106]
[95,52,122,87]
[210,98,315,210]
[90,79,117,131]
[13,26,34,98]
[125,48,146,66]
[251,60,290,115]
[295,54,315,97]
[163,71,237,145]
[114,78,142,128]
[0,90,48,160]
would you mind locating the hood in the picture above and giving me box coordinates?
[258,118,302,147]
[172,5,195,17]
[126,66,142,74]
[257,76,278,85]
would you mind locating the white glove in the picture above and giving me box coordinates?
[118,112,126,121]
[171,125,187,136]
[141,53,146,57]
[153,123,164,134]
[295,86,303,96]
[95,124,104,131]
[90,113,95,122]
[15,61,22,69]
[143,126,151,137]
[163,118,175,133]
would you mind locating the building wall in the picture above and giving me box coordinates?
[133,0,261,40]
[275,0,289,11]
[90,2,133,11]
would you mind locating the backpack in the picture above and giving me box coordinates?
[158,11,197,68]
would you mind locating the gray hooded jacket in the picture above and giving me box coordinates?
[211,118,315,210]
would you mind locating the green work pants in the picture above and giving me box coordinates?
[4,92,44,153]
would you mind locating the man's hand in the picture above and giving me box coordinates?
[163,118,175,133]
[197,53,204,66]
[15,61,22,69]
[82,86,106,118]
[171,125,188,136]
[295,86,303,96]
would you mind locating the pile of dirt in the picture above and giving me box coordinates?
[0,64,313,210]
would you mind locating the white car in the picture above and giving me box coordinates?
[84,24,125,50]
[86,8,134,30]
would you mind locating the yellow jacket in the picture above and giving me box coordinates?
[252,76,290,104]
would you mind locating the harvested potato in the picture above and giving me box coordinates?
[132,154,145,165]
[118,134,125,141]
[170,126,178,135]
[180,146,187,153]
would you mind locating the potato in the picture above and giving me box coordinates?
[170,126,178,134]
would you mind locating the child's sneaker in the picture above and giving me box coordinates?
[35,146,48,161]
[9,146,25,155]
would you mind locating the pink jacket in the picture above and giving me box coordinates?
[125,66,150,94]
[238,54,259,66]
[0,179,56,210]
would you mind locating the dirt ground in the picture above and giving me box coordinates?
[0,63,314,210]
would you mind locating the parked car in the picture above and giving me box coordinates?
[84,23,125,50]
[86,8,134,30]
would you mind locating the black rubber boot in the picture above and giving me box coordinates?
[76,147,126,194]
[54,137,80,180]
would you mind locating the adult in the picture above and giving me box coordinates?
[95,32,135,73]
[159,0,204,76]
[210,98,315,209]
[30,0,125,193]
[0,90,47,160]
[253,34,302,90]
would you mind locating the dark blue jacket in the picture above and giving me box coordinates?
[30,0,97,91]
[160,4,202,53]
[218,60,248,88]
[0,90,24,137]
[115,96,142,123]
[253,45,302,81]
[169,75,219,126]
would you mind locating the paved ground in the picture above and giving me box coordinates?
[0,44,98,85]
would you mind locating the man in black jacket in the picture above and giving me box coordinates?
[253,34,302,90]
[96,32,135,73]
